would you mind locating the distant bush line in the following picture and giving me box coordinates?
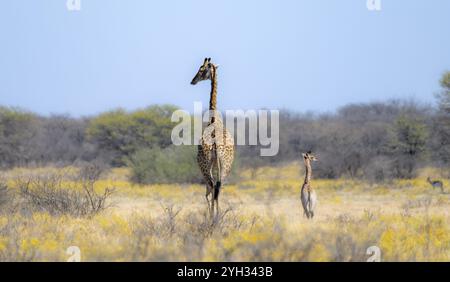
[1,72,449,183]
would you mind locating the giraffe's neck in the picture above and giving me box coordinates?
[209,66,218,124]
[304,159,312,184]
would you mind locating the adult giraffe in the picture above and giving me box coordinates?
[191,58,234,217]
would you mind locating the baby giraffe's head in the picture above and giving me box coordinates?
[302,151,318,162]
[191,57,218,85]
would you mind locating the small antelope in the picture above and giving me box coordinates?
[301,151,318,219]
[427,177,444,193]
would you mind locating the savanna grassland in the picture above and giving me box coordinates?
[0,163,449,262]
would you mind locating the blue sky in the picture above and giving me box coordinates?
[0,0,449,116]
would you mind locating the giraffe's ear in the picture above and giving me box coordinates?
[214,64,220,69]
[302,153,307,158]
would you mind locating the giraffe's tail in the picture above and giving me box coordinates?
[214,181,221,200]
[214,146,222,201]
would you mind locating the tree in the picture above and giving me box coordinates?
[86,105,178,166]
[433,71,450,167]
[0,107,39,167]
[34,115,90,164]
[388,114,428,178]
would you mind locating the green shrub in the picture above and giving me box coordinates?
[86,105,178,166]
[128,145,202,184]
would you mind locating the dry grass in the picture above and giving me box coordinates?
[0,163,449,261]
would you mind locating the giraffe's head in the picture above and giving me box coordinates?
[191,57,218,85]
[302,151,318,162]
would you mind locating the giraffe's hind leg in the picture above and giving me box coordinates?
[204,179,214,215]
[301,187,310,219]
[198,154,215,216]
[212,182,221,219]
[205,187,211,213]
[305,210,311,219]
[211,194,215,219]
[214,198,220,221]
[211,197,220,221]
[308,190,317,220]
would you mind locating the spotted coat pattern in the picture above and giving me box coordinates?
[197,117,234,199]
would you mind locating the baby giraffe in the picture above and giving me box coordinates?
[301,151,318,219]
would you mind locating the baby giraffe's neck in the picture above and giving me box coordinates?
[304,158,312,184]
